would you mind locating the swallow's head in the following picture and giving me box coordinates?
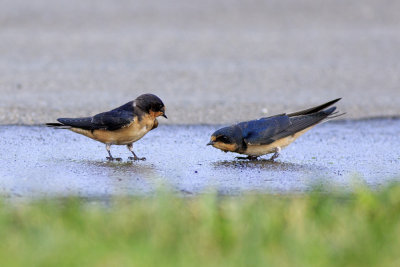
[136,94,167,119]
[207,125,243,152]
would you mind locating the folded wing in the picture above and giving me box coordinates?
[239,116,291,145]
[56,101,135,131]
[241,106,338,146]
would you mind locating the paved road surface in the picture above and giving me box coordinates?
[1,119,399,198]
[0,0,399,124]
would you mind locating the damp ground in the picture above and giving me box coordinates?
[0,119,399,199]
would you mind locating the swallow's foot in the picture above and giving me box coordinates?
[127,144,146,161]
[268,155,278,161]
[106,157,122,161]
[128,156,146,161]
[236,156,258,161]
[268,147,281,161]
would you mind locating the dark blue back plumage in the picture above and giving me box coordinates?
[238,106,337,146]
[238,116,291,145]
[57,101,135,131]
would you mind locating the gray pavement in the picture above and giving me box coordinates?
[0,119,399,198]
[1,0,399,125]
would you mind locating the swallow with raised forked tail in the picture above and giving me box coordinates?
[46,93,167,161]
[207,98,343,161]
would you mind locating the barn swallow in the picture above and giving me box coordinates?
[46,93,167,161]
[207,98,343,161]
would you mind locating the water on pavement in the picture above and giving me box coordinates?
[0,119,399,199]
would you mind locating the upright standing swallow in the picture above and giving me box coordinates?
[47,94,167,161]
[207,98,343,161]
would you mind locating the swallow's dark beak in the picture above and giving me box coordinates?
[162,113,168,119]
[207,141,214,146]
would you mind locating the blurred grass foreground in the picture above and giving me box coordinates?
[1,185,400,266]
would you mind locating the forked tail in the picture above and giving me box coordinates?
[45,122,71,129]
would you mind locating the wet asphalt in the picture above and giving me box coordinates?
[0,119,399,199]
[2,0,400,124]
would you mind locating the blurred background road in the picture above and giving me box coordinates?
[1,0,399,124]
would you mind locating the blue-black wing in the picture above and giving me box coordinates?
[238,115,291,145]
[57,101,135,131]
[269,107,337,141]
[240,107,337,145]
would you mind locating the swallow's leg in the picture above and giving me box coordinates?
[105,144,122,161]
[236,156,259,160]
[269,147,281,161]
[127,144,146,161]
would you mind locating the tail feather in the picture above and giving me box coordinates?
[46,123,63,127]
[46,117,93,130]
[321,106,346,120]
[321,106,337,116]
[324,111,346,122]
[57,117,93,130]
[288,98,341,117]
[45,122,71,129]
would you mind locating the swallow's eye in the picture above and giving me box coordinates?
[153,103,162,111]
[218,136,230,143]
